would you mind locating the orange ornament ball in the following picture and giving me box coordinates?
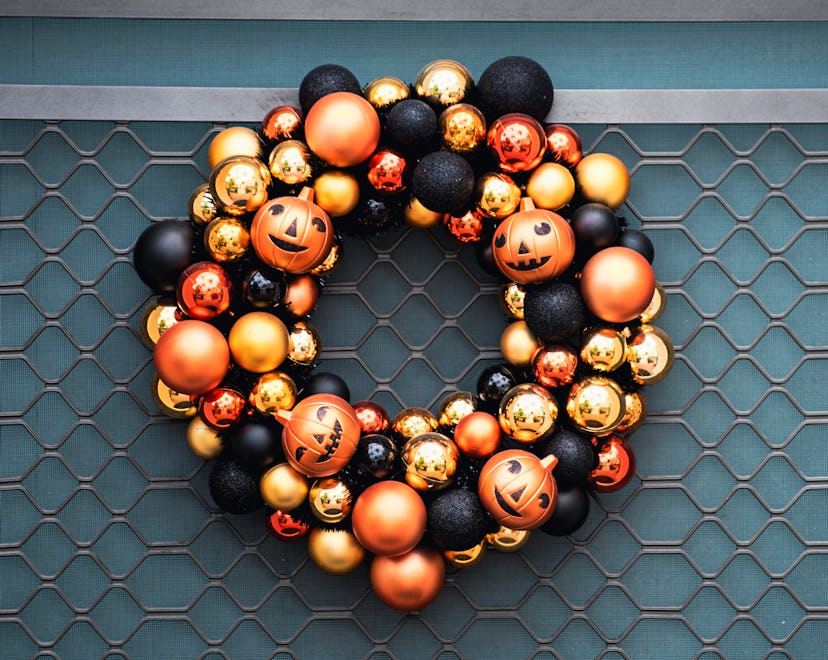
[370,546,446,611]
[453,411,502,459]
[351,480,426,557]
[304,91,381,167]
[580,246,656,323]
[282,274,321,317]
[227,311,289,373]
[153,320,230,395]
[207,126,263,171]
[575,153,631,210]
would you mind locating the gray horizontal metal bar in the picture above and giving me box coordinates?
[1,85,827,124]
[3,0,828,20]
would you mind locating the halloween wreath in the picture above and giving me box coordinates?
[133,57,674,611]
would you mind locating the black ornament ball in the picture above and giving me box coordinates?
[231,422,279,468]
[208,459,264,515]
[476,56,554,122]
[524,281,585,342]
[298,64,361,114]
[300,372,351,401]
[357,197,393,232]
[427,488,491,551]
[133,220,194,293]
[385,99,438,150]
[538,487,590,536]
[617,228,655,264]
[411,151,476,215]
[572,203,619,255]
[353,433,397,480]
[475,239,503,279]
[477,363,519,412]
[541,427,596,488]
[243,267,287,309]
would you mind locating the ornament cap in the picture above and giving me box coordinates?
[541,453,558,470]
[298,186,315,203]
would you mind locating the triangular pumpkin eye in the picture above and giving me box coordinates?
[534,222,551,236]
[311,217,326,232]
[285,218,298,237]
[494,233,506,248]
[268,204,285,216]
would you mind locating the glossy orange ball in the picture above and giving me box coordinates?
[580,246,656,323]
[176,261,233,321]
[544,124,582,167]
[261,104,302,142]
[532,344,579,389]
[351,481,426,557]
[487,113,547,173]
[370,547,446,611]
[153,320,230,395]
[282,274,321,317]
[453,411,502,459]
[304,91,381,167]
[591,434,636,492]
[198,387,247,430]
[353,400,391,435]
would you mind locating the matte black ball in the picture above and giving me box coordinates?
[524,281,585,342]
[298,64,361,114]
[427,488,491,550]
[231,423,279,468]
[385,99,437,149]
[572,204,619,255]
[411,151,475,214]
[477,364,518,412]
[352,433,397,480]
[617,228,655,264]
[243,267,287,309]
[133,220,194,293]
[300,372,351,401]
[541,427,596,488]
[477,56,554,122]
[538,487,590,536]
[208,459,264,515]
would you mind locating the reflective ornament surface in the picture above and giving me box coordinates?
[566,376,626,435]
[353,433,397,480]
[486,526,531,552]
[259,463,309,511]
[353,400,391,435]
[437,391,478,434]
[207,126,263,170]
[487,113,547,173]
[209,155,271,215]
[242,267,286,309]
[307,528,365,575]
[617,390,647,433]
[414,59,474,107]
[499,282,526,320]
[544,124,582,167]
[248,370,297,416]
[186,415,223,460]
[444,541,486,568]
[366,148,408,194]
[140,296,180,348]
[188,183,219,226]
[262,104,302,142]
[580,327,628,372]
[532,344,579,389]
[228,311,289,373]
[309,236,344,278]
[474,171,521,220]
[391,407,439,445]
[626,324,675,385]
[282,274,320,317]
[591,434,636,492]
[639,282,667,323]
[443,209,485,244]
[287,321,321,366]
[266,509,310,541]
[268,140,313,185]
[308,476,353,524]
[500,320,542,367]
[151,374,196,418]
[364,76,410,110]
[176,261,233,321]
[199,387,247,430]
[401,433,459,491]
[439,103,486,153]
[498,383,558,444]
[526,162,575,211]
[203,216,250,262]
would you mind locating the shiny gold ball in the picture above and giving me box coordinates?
[209,155,271,216]
[268,139,313,185]
[286,321,321,366]
[444,540,486,569]
[414,59,474,108]
[437,391,478,434]
[228,312,289,373]
[203,216,251,263]
[617,390,647,434]
[140,297,179,349]
[188,183,219,226]
[309,235,344,278]
[580,327,628,372]
[308,476,353,524]
[259,462,309,511]
[401,432,460,491]
[391,407,439,445]
[566,376,626,435]
[626,324,675,385]
[498,383,559,444]
[499,282,526,320]
[500,320,542,367]
[248,370,297,417]
[486,526,531,552]
[575,152,631,210]
[207,126,263,171]
[526,162,576,211]
[151,374,197,418]
[640,282,667,324]
[404,196,444,230]
[307,528,365,575]
[474,172,521,220]
[364,76,410,110]
[186,415,223,459]
[439,103,487,153]
[313,170,361,218]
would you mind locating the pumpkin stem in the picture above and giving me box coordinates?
[298,186,315,203]
[519,196,536,212]
[275,409,293,426]
[540,453,558,471]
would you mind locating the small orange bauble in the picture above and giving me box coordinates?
[282,274,321,317]
[370,546,446,611]
[477,449,559,531]
[575,152,631,210]
[304,91,381,167]
[153,319,230,396]
[492,197,575,284]
[227,311,289,373]
[351,480,426,557]
[353,400,391,435]
[276,393,360,477]
[250,187,334,274]
[453,411,502,459]
[580,246,656,323]
[591,434,636,493]
[207,126,263,170]
[198,387,247,430]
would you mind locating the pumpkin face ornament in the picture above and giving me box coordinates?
[250,186,334,274]
[478,449,558,530]
[492,197,575,284]
[276,394,360,477]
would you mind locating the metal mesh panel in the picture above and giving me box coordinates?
[1,118,826,659]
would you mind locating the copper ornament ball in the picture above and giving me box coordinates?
[544,124,582,167]
[266,509,310,541]
[532,344,578,389]
[304,91,381,167]
[351,480,426,557]
[282,274,321,318]
[198,387,247,430]
[370,546,446,611]
[453,411,502,459]
[153,319,230,395]
[487,113,547,173]
[366,148,409,194]
[176,261,233,321]
[580,246,656,323]
[262,104,303,142]
[591,434,636,492]
[353,400,391,435]
[444,209,486,244]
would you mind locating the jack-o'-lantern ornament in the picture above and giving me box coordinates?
[492,197,575,284]
[276,393,360,477]
[250,186,334,274]
[478,449,559,530]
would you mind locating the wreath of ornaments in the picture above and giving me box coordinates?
[133,57,674,612]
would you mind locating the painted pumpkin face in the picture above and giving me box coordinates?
[276,393,360,477]
[477,449,558,530]
[492,197,575,284]
[250,186,333,274]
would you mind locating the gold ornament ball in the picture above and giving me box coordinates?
[259,462,309,511]
[203,216,251,263]
[287,321,321,366]
[439,103,487,153]
[228,312,289,373]
[140,296,179,349]
[186,415,223,460]
[498,383,559,444]
[640,282,667,323]
[309,236,344,278]
[499,282,526,320]
[618,390,647,433]
[500,320,542,367]
[308,476,353,524]
[414,59,474,107]
[404,196,444,230]
[575,152,631,210]
[401,433,460,492]
[566,376,626,435]
[268,139,313,185]
[209,155,271,216]
[580,326,628,372]
[207,126,263,170]
[626,324,675,385]
[526,162,576,211]
[437,391,478,435]
[444,541,487,569]
[307,528,365,575]
[188,183,219,227]
[486,526,531,552]
[364,76,410,110]
[152,374,196,418]
[474,172,521,220]
[391,407,439,445]
[248,370,297,417]
[313,170,361,218]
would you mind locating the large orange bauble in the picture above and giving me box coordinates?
[276,394,360,477]
[250,187,333,274]
[351,481,426,557]
[304,91,381,167]
[153,320,230,395]
[580,246,656,323]
[492,197,575,284]
[370,547,445,611]
[477,449,559,530]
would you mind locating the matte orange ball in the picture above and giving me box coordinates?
[282,274,321,317]
[207,126,263,170]
[575,153,631,210]
[153,320,230,395]
[304,92,381,167]
[370,546,446,611]
[351,481,426,557]
[228,311,289,373]
[454,411,502,459]
[580,246,656,323]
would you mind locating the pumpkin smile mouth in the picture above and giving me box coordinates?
[493,488,522,517]
[269,235,308,252]
[505,255,551,271]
